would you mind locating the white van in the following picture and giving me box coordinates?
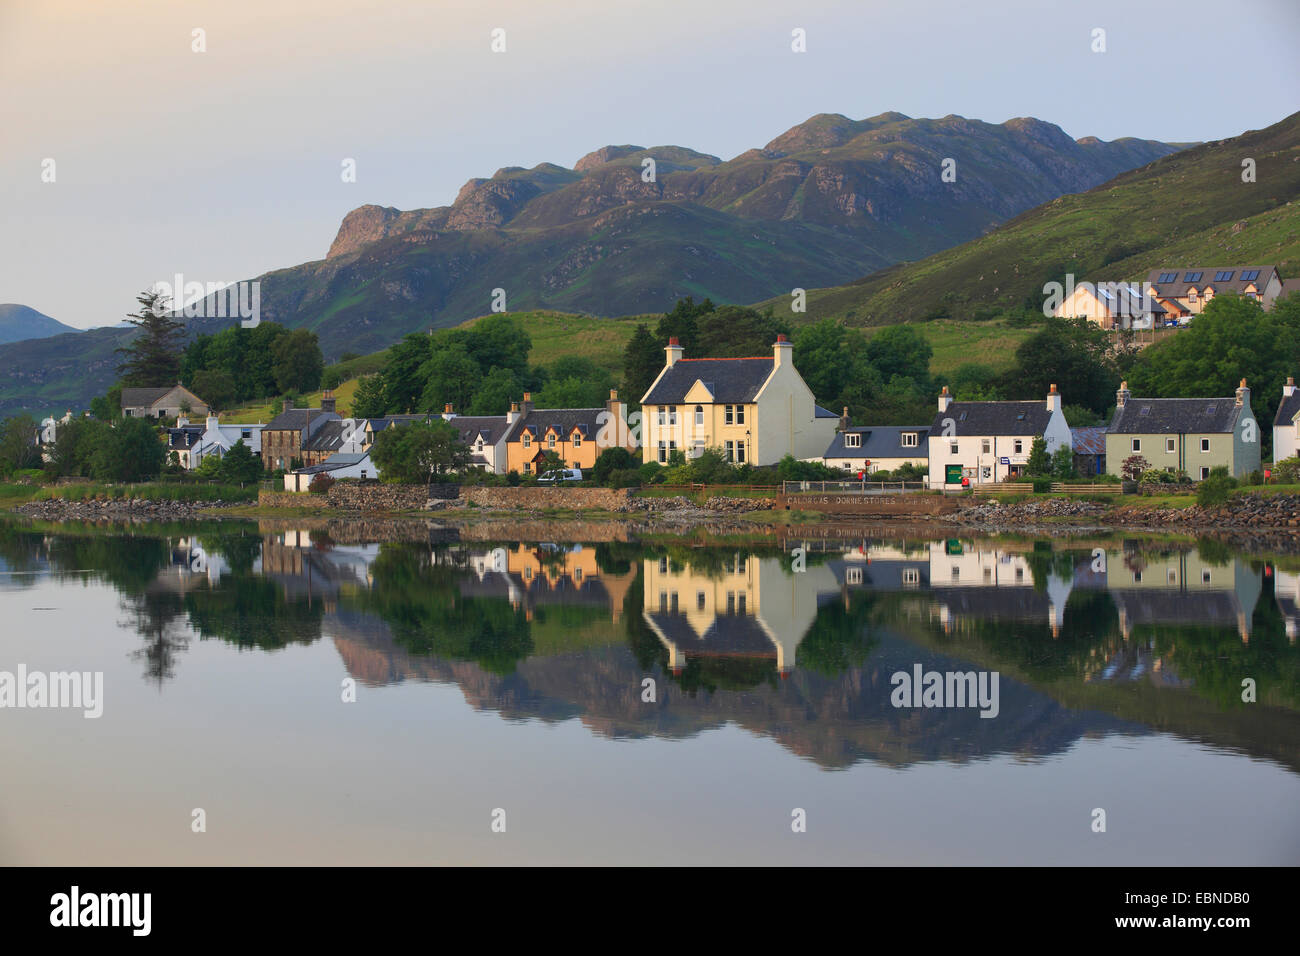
[538,467,582,483]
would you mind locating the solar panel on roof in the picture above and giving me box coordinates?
[1157,272,1178,283]
[1240,269,1260,281]
[1214,270,1234,282]
[1184,271,1203,282]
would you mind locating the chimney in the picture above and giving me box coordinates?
[1046,383,1061,413]
[1236,378,1249,407]
[938,385,952,414]
[442,402,455,421]
[1116,380,1130,409]
[320,390,336,414]
[773,333,792,368]
[507,401,521,426]
[840,406,851,432]
[176,416,188,428]
[665,337,683,367]
[206,414,219,432]
[521,391,534,415]
[1285,376,1296,399]
[605,388,622,422]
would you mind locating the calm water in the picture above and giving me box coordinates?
[1,519,1298,865]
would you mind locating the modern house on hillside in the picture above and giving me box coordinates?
[121,384,209,419]
[639,335,838,466]
[926,385,1072,488]
[1145,266,1284,313]
[1054,281,1168,330]
[1105,380,1261,480]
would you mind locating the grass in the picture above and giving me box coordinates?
[0,483,40,505]
[35,482,258,503]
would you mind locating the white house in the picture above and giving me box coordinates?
[1273,376,1300,465]
[819,413,929,474]
[189,415,264,470]
[927,385,1072,488]
[283,451,380,491]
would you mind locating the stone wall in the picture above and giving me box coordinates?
[258,490,313,509]
[774,492,959,515]
[327,483,431,511]
[460,486,633,510]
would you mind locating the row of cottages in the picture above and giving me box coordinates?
[1055,265,1291,330]
[1275,377,1300,464]
[1106,380,1261,480]
[926,385,1072,487]
[166,415,264,469]
[638,335,839,465]
[121,384,210,419]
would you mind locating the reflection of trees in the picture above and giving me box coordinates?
[196,529,261,576]
[184,576,322,650]
[797,592,880,677]
[122,589,190,687]
[350,544,532,675]
[47,533,170,593]
[1024,545,1077,593]
[0,523,41,587]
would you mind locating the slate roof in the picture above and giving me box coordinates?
[641,358,774,405]
[824,425,929,459]
[294,453,368,475]
[1095,283,1165,315]
[167,426,203,450]
[121,387,172,408]
[265,407,339,435]
[1280,278,1300,300]
[1146,266,1278,298]
[928,401,1051,437]
[643,612,775,657]
[814,405,838,418]
[1071,426,1107,456]
[504,408,606,444]
[448,415,511,446]
[1273,391,1300,427]
[367,414,431,431]
[1108,397,1244,434]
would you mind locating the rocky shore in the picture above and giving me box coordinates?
[15,497,245,521]
[954,493,1300,531]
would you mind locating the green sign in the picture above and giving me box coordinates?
[945,464,964,484]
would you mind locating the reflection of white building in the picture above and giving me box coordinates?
[925,542,1072,637]
[1274,571,1298,644]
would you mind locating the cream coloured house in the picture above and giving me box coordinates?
[638,334,839,466]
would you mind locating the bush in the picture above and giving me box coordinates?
[638,461,665,485]
[607,468,641,489]
[308,473,336,495]
[1245,469,1263,486]
[1120,454,1150,482]
[592,447,636,484]
[1196,467,1237,508]
[1272,457,1300,483]
[1030,477,1053,493]
[506,469,521,486]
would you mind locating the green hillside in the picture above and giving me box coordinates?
[760,111,1300,326]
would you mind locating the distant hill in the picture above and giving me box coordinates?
[759,111,1300,326]
[238,111,1184,357]
[0,304,79,345]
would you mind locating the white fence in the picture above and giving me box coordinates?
[781,480,929,495]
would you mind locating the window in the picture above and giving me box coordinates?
[695,405,703,426]
[691,440,704,458]
[670,592,678,612]
[1202,569,1212,584]
[658,557,668,573]
[547,434,556,449]
[1133,571,1142,583]
[522,433,531,448]
[1184,272,1203,282]
[981,466,991,479]
[1013,440,1023,455]
[949,441,959,455]
[1214,270,1235,282]
[981,439,991,454]
[657,407,666,426]
[1167,569,1178,584]
[1188,289,1198,303]
[846,567,862,585]
[736,593,747,614]
[724,440,734,462]
[901,432,918,448]
[1200,438,1210,452]
[726,592,735,614]
[1132,438,1142,452]
[668,406,677,426]
[524,567,532,580]
[658,441,667,463]
[1200,466,1210,480]
[951,566,961,581]
[658,591,667,611]
[1157,272,1178,284]
[572,434,582,448]
[574,567,583,582]
[736,406,745,425]
[724,405,733,425]
[241,430,251,439]
[1166,437,1176,453]
[697,591,706,610]
[903,568,920,586]
[844,433,861,448]
[735,443,745,463]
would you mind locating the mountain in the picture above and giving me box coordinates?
[243,112,1184,357]
[0,111,1190,416]
[0,304,79,345]
[759,111,1300,326]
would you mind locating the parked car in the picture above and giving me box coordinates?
[538,467,582,483]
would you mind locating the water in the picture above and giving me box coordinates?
[1,519,1298,865]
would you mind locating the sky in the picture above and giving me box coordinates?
[2,0,1298,330]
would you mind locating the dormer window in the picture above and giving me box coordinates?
[901,432,918,447]
[572,433,582,448]
[844,433,861,448]
[522,434,531,448]
[547,434,556,449]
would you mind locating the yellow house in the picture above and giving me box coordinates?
[502,389,638,474]
[638,334,838,465]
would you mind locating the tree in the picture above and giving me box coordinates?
[418,346,481,413]
[219,440,262,484]
[622,323,662,403]
[0,415,41,474]
[45,418,106,477]
[116,289,186,387]
[351,374,388,418]
[1025,437,1052,476]
[368,419,470,483]
[1120,454,1149,482]
[536,356,615,409]
[865,325,933,391]
[468,367,521,415]
[1196,466,1238,507]
[272,329,324,394]
[592,447,636,484]
[1051,444,1077,480]
[655,296,713,354]
[89,416,165,482]
[89,383,123,421]
[1006,317,1118,414]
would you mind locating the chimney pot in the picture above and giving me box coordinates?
[668,337,679,346]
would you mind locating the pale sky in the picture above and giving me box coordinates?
[3,0,1297,329]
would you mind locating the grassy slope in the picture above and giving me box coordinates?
[758,112,1300,326]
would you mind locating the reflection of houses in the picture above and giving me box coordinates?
[1274,571,1300,643]
[459,544,637,622]
[1102,551,1261,643]
[259,531,381,607]
[925,542,1073,637]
